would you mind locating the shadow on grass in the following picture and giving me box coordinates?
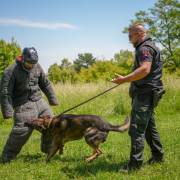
[60,156,128,179]
[51,154,128,179]
[0,153,128,179]
[20,153,45,163]
[0,153,46,165]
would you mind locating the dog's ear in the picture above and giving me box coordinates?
[33,121,48,133]
[43,115,51,120]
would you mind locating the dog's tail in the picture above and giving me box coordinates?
[108,115,130,132]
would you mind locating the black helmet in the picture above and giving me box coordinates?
[22,47,38,64]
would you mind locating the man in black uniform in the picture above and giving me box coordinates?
[110,23,165,172]
[1,47,58,164]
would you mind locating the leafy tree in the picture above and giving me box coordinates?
[48,59,78,84]
[78,60,116,83]
[47,63,61,83]
[78,59,132,83]
[114,49,134,73]
[162,47,180,73]
[59,58,72,70]
[73,53,97,73]
[123,0,180,69]
[0,37,22,79]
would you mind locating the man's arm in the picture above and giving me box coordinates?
[110,61,152,85]
[1,68,14,119]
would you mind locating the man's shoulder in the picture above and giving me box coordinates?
[137,42,156,58]
[3,61,18,73]
[141,39,159,52]
[139,45,155,53]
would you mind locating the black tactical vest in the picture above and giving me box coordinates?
[129,36,163,98]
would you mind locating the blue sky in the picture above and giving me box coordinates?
[0,0,158,73]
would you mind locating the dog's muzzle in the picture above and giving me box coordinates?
[25,121,48,133]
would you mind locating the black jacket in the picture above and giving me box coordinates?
[1,56,58,119]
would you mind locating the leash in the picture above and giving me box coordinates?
[60,84,120,114]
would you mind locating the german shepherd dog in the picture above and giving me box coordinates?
[25,114,130,163]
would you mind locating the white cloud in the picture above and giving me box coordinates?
[0,18,78,30]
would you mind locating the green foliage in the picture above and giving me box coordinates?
[48,59,78,84]
[163,47,180,75]
[123,0,180,72]
[77,50,134,83]
[114,49,134,73]
[73,53,97,73]
[78,59,133,83]
[48,50,134,84]
[47,63,62,83]
[0,37,22,79]
[60,58,72,70]
[78,60,118,83]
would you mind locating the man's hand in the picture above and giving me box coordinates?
[110,61,152,85]
[110,73,125,85]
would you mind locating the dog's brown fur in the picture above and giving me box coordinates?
[25,114,130,163]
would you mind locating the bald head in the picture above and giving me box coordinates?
[128,23,146,38]
[128,23,147,47]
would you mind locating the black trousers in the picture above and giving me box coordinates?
[128,94,164,162]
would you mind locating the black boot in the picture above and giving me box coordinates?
[118,161,142,173]
[144,156,165,165]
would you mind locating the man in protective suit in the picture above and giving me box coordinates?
[110,24,165,172]
[1,47,58,164]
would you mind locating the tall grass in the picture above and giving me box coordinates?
[49,81,131,118]
[0,76,180,179]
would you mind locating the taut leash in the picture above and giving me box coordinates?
[60,84,120,115]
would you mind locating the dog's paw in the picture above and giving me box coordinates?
[86,158,92,163]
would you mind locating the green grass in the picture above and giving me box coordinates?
[0,76,180,179]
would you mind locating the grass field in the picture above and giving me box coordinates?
[0,76,180,179]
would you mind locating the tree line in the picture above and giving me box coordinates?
[0,0,180,83]
[47,50,134,83]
